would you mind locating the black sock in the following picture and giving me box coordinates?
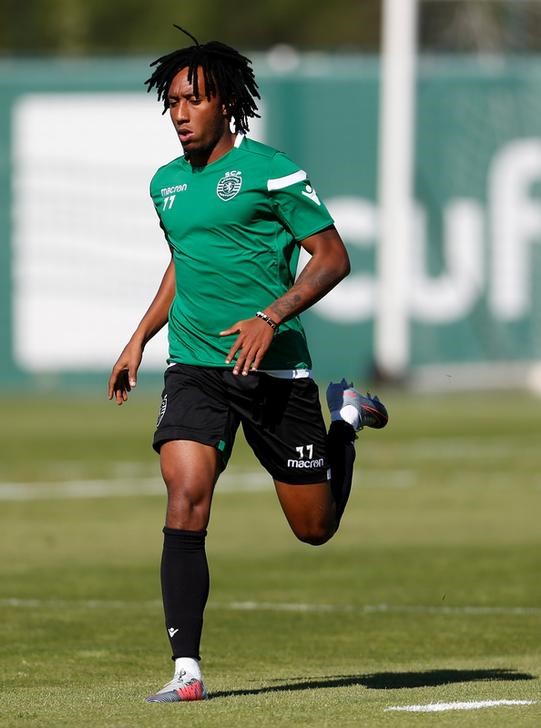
[327,420,357,526]
[160,527,209,661]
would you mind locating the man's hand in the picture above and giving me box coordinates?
[220,317,275,375]
[107,341,143,404]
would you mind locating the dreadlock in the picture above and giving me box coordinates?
[145,25,260,134]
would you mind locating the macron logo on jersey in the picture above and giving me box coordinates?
[161,184,187,211]
[301,184,321,206]
[161,184,188,196]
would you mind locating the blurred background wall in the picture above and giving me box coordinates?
[1,0,541,392]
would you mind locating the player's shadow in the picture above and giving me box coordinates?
[210,668,535,700]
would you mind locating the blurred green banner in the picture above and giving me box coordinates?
[1,56,540,390]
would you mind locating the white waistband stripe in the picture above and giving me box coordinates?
[260,369,312,379]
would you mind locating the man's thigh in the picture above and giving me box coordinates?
[239,375,330,484]
[153,364,240,469]
[273,479,335,541]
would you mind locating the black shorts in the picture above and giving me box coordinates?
[153,363,329,484]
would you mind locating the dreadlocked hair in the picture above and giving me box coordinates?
[145,25,260,134]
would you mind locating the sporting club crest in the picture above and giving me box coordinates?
[216,170,242,201]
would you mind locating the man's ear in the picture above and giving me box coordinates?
[223,99,235,117]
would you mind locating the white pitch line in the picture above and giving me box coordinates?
[0,479,163,500]
[223,601,541,616]
[0,472,271,500]
[0,598,161,609]
[385,699,538,713]
[0,470,418,501]
[1,598,540,617]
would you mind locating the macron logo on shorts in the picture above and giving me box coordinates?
[287,458,325,469]
[287,443,325,469]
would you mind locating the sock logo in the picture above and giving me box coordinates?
[168,627,179,637]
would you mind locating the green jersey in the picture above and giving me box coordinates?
[150,135,334,370]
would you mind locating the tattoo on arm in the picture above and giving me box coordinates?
[269,260,342,324]
[296,263,338,290]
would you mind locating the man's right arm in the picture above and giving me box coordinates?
[108,255,175,405]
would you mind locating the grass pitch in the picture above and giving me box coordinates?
[1,390,540,727]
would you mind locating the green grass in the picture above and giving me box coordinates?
[1,391,540,727]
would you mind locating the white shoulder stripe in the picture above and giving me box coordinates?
[267,169,307,191]
[234,134,244,148]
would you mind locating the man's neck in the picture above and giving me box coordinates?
[187,131,236,168]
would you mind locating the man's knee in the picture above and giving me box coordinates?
[160,455,216,530]
[274,480,337,546]
[293,521,335,546]
[164,478,212,524]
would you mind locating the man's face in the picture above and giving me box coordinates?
[167,66,229,160]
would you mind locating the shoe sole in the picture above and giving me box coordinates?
[145,681,208,702]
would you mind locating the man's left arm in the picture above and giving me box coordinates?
[220,225,350,375]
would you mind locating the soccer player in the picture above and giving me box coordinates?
[108,27,388,703]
